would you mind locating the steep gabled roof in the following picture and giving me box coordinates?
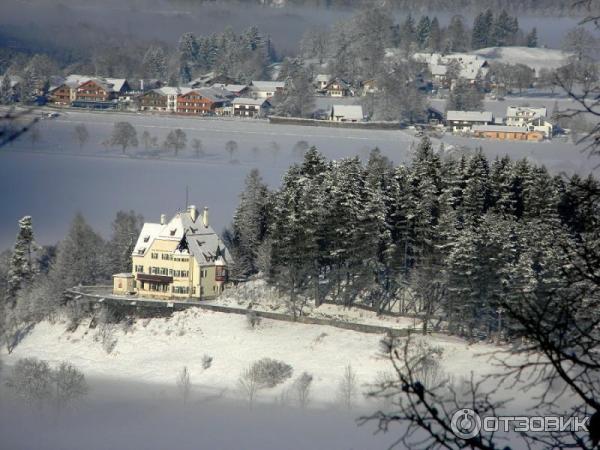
[132,209,231,266]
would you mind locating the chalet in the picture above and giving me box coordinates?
[472,125,545,142]
[176,87,230,115]
[189,72,238,88]
[413,52,489,84]
[446,110,494,132]
[138,87,182,112]
[505,106,553,138]
[138,89,168,112]
[113,205,231,300]
[232,97,271,118]
[330,104,364,122]
[49,75,130,108]
[360,79,378,96]
[314,74,331,91]
[211,84,249,97]
[251,81,285,99]
[323,78,352,97]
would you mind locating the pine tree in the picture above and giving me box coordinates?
[416,16,431,49]
[446,15,467,52]
[447,78,484,111]
[142,46,167,80]
[461,150,491,224]
[51,213,107,291]
[106,211,144,275]
[6,216,37,307]
[471,12,490,50]
[427,17,442,51]
[526,27,538,47]
[0,75,13,105]
[231,169,271,277]
[492,10,513,47]
[178,32,199,83]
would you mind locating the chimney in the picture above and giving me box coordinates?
[140,79,144,91]
[188,205,198,222]
[202,207,209,228]
[160,214,166,225]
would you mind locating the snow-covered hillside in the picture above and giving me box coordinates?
[3,308,502,407]
[473,46,572,72]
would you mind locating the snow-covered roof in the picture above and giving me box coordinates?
[446,110,494,122]
[211,83,248,93]
[251,80,285,91]
[132,208,231,266]
[232,97,269,106]
[315,74,331,82]
[156,86,183,96]
[331,104,364,121]
[506,106,547,119]
[63,74,128,92]
[430,64,447,76]
[473,46,572,73]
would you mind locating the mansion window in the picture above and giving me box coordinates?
[151,252,159,259]
[134,265,144,273]
[173,286,190,294]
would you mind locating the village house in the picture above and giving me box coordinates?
[472,125,545,142]
[232,97,271,118]
[314,74,331,92]
[250,80,286,99]
[330,104,364,122]
[49,75,130,108]
[211,83,249,97]
[138,87,186,113]
[113,205,231,300]
[412,52,489,86]
[176,87,230,115]
[446,110,495,132]
[360,79,378,96]
[189,72,239,88]
[505,106,553,137]
[323,77,352,97]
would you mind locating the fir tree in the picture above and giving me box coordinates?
[526,27,538,47]
[6,216,37,307]
[416,16,431,49]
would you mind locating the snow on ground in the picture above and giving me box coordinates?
[473,46,572,73]
[0,107,589,250]
[2,308,504,408]
[214,278,421,330]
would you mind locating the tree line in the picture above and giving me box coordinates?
[226,139,599,338]
[0,211,144,351]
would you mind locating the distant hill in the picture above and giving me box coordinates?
[473,46,573,73]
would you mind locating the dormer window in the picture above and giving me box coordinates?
[143,236,150,243]
[170,229,176,236]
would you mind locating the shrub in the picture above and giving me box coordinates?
[246,310,262,329]
[5,357,52,405]
[202,354,213,370]
[252,358,293,388]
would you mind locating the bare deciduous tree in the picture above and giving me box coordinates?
[5,357,52,406]
[225,140,238,161]
[110,122,138,154]
[176,366,192,405]
[74,124,88,149]
[337,364,358,410]
[52,361,89,411]
[293,371,313,409]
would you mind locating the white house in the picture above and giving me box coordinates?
[330,105,364,122]
[250,81,286,99]
[505,106,552,138]
[446,110,494,132]
[232,97,271,118]
[314,74,331,91]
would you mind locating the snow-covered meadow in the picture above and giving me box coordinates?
[0,106,590,250]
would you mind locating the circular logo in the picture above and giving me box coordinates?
[451,408,482,439]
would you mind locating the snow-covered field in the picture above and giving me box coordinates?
[1,309,491,405]
[0,107,589,250]
[473,46,572,73]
